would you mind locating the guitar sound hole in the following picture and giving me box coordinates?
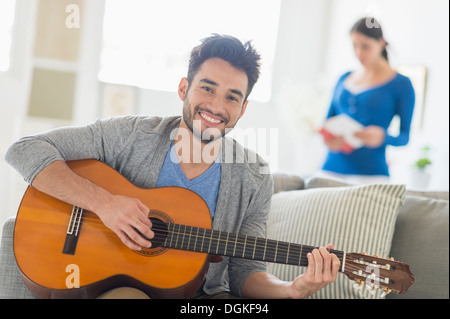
[133,217,169,257]
[149,217,168,248]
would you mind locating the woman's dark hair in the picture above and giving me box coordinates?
[187,34,261,102]
[350,17,389,62]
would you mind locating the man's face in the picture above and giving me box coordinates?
[178,58,249,143]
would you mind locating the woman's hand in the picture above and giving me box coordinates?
[323,135,346,152]
[354,125,386,148]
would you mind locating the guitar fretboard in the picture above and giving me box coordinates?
[158,223,345,272]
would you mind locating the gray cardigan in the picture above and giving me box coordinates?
[5,115,274,297]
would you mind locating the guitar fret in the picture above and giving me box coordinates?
[192,227,198,251]
[180,224,186,250]
[214,231,219,254]
[187,226,193,251]
[298,244,303,266]
[180,225,187,250]
[179,224,185,250]
[216,231,222,255]
[265,239,276,262]
[263,238,268,260]
[254,237,265,260]
[208,230,218,254]
[235,234,245,257]
[286,243,290,264]
[200,228,206,252]
[224,232,230,256]
[286,244,300,265]
[276,241,288,264]
[252,237,257,259]
[232,233,238,256]
[242,235,247,258]
[273,241,279,262]
[162,223,346,272]
[207,229,213,253]
[215,231,220,254]
[174,224,180,249]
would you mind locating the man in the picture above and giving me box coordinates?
[6,34,339,299]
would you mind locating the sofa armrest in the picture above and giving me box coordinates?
[0,216,35,299]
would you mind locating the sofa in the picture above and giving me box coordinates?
[1,174,448,299]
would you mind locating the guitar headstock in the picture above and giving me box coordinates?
[343,252,414,296]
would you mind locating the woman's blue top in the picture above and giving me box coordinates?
[322,71,415,176]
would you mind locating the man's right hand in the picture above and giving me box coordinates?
[95,194,154,251]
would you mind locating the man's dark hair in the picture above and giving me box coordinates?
[187,34,261,102]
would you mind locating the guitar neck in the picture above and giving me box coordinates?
[159,222,346,272]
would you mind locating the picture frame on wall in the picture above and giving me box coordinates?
[101,82,137,118]
[397,64,428,130]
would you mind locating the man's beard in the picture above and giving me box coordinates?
[183,104,230,144]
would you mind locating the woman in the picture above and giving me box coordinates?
[320,17,415,184]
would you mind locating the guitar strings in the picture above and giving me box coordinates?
[74,215,378,266]
[77,214,335,256]
[63,218,393,287]
[73,215,347,266]
[67,214,393,281]
[75,215,389,282]
[76,223,389,284]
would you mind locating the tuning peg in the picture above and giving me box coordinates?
[353,283,363,290]
[353,279,364,290]
[367,286,377,295]
[389,257,395,261]
[366,282,377,295]
[380,288,392,298]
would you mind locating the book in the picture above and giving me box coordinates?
[319,114,364,154]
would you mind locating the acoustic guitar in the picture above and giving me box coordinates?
[13,159,414,298]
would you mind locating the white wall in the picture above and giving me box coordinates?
[1,0,449,231]
[0,0,38,231]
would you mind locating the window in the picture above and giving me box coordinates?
[99,0,281,102]
[0,0,16,72]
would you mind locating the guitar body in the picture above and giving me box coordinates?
[13,159,211,299]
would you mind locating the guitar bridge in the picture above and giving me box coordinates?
[62,206,85,255]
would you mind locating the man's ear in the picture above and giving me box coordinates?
[178,77,189,101]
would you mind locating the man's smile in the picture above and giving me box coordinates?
[198,111,225,126]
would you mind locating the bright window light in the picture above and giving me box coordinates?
[0,0,16,72]
[99,0,281,102]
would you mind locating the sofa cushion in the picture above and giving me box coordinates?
[306,176,349,189]
[307,176,449,201]
[387,195,449,299]
[0,217,35,299]
[266,183,406,299]
[272,173,305,194]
